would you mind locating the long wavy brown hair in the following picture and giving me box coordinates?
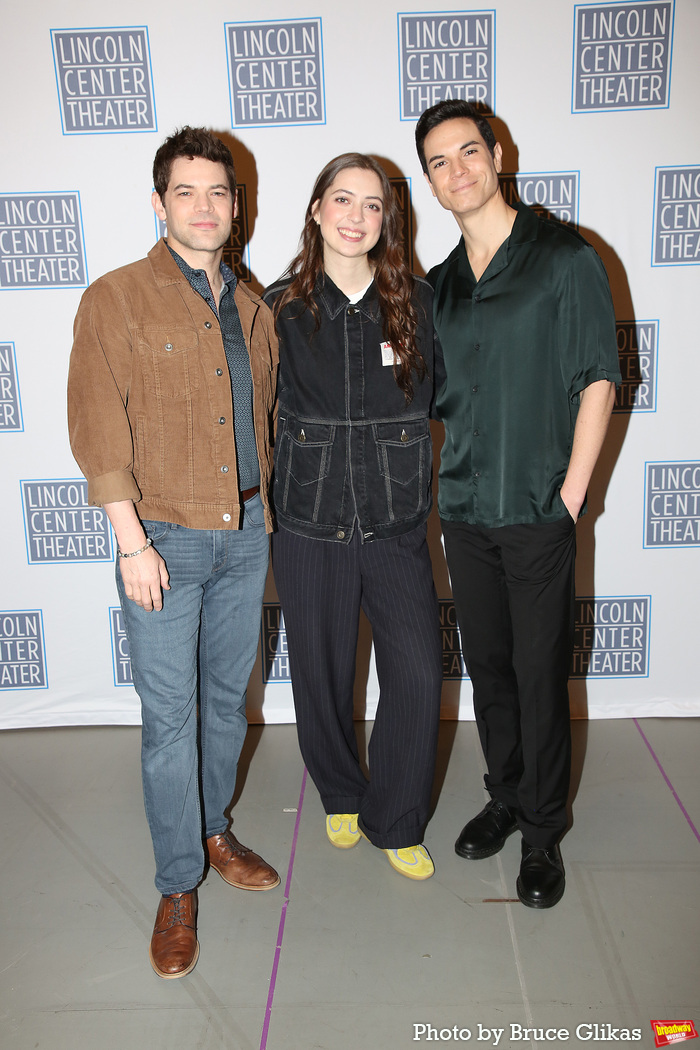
[274,153,426,402]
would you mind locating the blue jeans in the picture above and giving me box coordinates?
[116,494,269,894]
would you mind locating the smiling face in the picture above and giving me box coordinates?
[423,117,503,221]
[311,167,384,272]
[152,155,237,266]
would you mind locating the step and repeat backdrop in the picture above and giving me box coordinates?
[1,0,698,728]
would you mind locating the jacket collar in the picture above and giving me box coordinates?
[148,237,191,287]
[147,236,264,314]
[315,270,381,324]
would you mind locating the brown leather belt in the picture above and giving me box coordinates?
[240,485,260,503]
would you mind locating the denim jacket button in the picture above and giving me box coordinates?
[164,343,173,351]
[336,530,345,539]
[400,429,408,442]
[298,429,306,442]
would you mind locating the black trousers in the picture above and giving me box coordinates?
[272,523,442,849]
[442,515,577,849]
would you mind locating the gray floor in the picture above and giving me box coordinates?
[1,718,698,1050]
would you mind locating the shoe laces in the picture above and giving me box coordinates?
[163,893,190,927]
[221,832,250,859]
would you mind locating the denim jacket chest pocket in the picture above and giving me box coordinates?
[136,324,201,400]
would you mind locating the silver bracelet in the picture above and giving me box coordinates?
[117,537,153,558]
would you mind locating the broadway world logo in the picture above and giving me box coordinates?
[651,1020,698,1047]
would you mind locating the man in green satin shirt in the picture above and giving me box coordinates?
[415,100,621,908]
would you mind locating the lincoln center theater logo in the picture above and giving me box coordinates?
[614,320,658,413]
[390,178,414,269]
[51,26,157,134]
[651,1020,699,1047]
[0,611,48,690]
[21,479,113,564]
[0,342,23,432]
[222,185,251,282]
[398,10,495,119]
[572,1,674,113]
[500,172,579,226]
[261,604,290,683]
[0,193,87,290]
[652,165,700,266]
[440,601,468,680]
[226,18,325,127]
[110,608,132,687]
[572,596,651,678]
[645,461,700,548]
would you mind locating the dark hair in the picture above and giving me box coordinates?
[275,153,425,402]
[415,101,496,175]
[152,127,236,200]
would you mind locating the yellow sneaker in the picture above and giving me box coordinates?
[326,813,360,849]
[384,844,434,880]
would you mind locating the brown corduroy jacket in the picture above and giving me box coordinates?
[68,239,278,531]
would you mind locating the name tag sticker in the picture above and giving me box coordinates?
[380,341,396,366]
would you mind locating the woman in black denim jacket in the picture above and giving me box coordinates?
[265,154,444,880]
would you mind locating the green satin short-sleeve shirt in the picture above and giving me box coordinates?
[428,202,621,528]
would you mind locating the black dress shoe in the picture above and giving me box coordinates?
[455,798,518,859]
[516,841,565,908]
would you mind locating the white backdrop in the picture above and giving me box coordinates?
[1,0,698,729]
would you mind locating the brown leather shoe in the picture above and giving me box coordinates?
[206,831,280,891]
[149,891,199,979]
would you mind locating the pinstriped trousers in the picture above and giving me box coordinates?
[272,522,442,849]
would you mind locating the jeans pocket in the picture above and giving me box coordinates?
[243,492,266,528]
[141,519,174,543]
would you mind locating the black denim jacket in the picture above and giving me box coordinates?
[264,273,444,543]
